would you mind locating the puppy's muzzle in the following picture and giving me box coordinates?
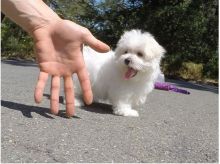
[124,58,131,65]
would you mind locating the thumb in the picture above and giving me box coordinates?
[83,30,110,53]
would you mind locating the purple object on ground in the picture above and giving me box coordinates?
[154,82,190,95]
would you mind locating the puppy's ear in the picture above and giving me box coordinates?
[144,32,166,59]
[114,47,120,58]
[152,42,166,59]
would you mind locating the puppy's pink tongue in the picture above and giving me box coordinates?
[124,67,137,80]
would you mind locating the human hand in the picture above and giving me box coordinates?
[33,19,110,117]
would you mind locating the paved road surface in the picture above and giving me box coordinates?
[1,60,218,163]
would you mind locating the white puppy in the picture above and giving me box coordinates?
[73,29,166,117]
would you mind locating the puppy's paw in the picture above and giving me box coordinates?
[114,109,139,117]
[75,99,84,107]
[63,98,84,107]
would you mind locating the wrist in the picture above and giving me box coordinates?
[27,0,62,35]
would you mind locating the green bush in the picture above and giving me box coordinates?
[161,53,183,77]
[203,52,218,79]
[1,18,34,60]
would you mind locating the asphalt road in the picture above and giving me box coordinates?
[1,60,218,163]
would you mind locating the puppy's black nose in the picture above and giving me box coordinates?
[124,58,131,65]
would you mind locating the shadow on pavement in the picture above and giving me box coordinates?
[82,102,113,115]
[166,79,218,94]
[43,94,113,115]
[1,100,54,119]
[1,100,81,119]
[57,110,81,119]
[1,60,37,67]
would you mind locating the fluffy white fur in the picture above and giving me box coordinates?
[73,30,166,117]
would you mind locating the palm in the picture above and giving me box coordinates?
[34,20,86,76]
[33,20,109,116]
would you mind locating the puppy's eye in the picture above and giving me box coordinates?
[124,50,128,54]
[137,52,143,57]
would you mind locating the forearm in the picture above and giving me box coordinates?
[2,0,61,35]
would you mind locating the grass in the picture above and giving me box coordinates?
[162,61,218,86]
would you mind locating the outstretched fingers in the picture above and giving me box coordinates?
[64,76,75,117]
[77,67,93,105]
[50,76,60,115]
[83,29,110,53]
[34,72,48,103]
